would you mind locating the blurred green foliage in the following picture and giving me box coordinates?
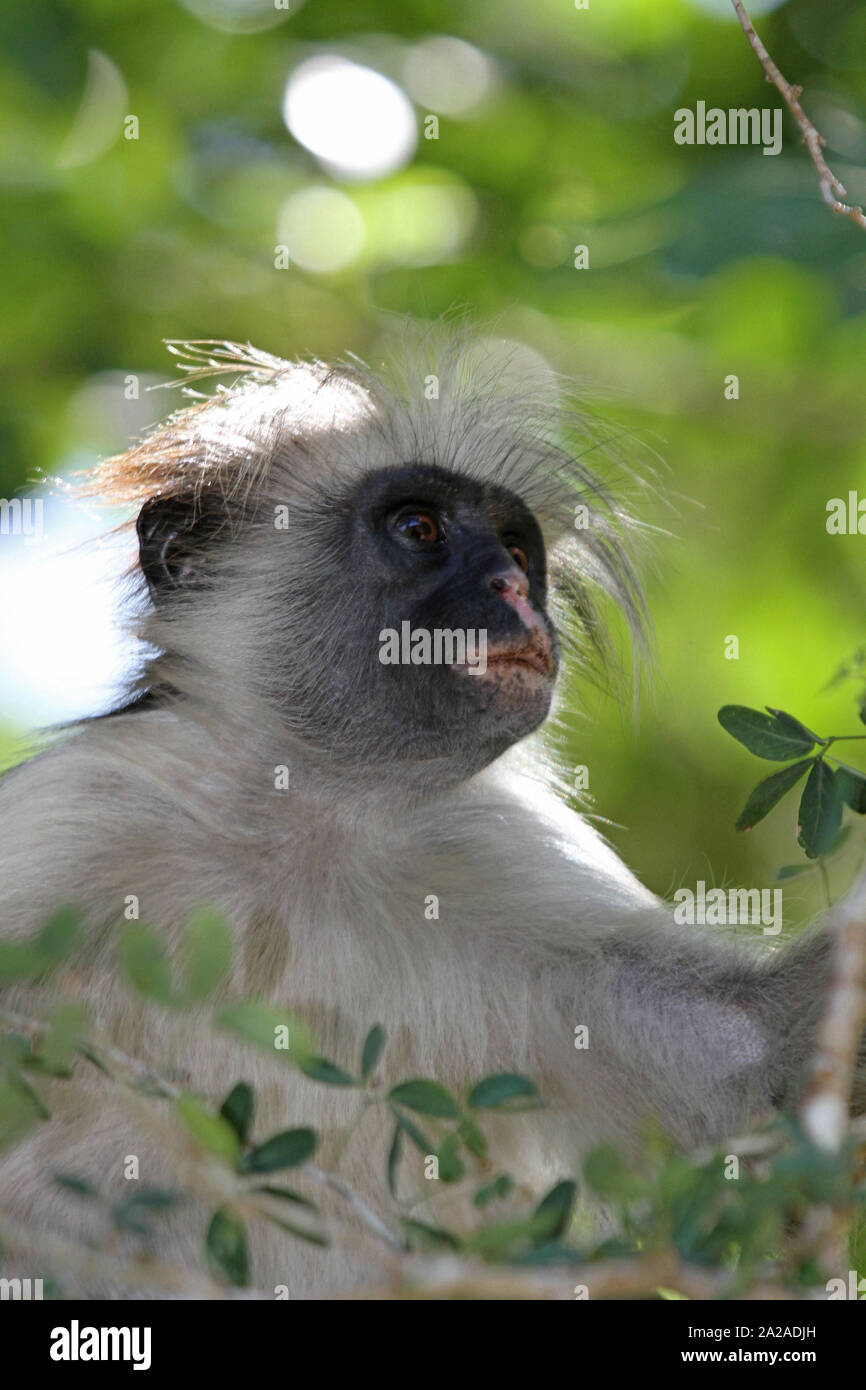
[2,0,866,922]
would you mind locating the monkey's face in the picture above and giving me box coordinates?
[136,460,559,786]
[317,464,560,777]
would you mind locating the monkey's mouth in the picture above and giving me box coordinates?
[455,631,556,682]
[485,639,555,677]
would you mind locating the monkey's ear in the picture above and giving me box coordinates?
[136,495,216,597]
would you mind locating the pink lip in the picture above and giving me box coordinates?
[484,636,555,677]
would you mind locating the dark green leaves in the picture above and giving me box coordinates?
[467,1073,539,1111]
[183,907,232,1002]
[0,907,81,985]
[532,1179,578,1242]
[297,1056,355,1087]
[207,1208,249,1286]
[718,706,816,760]
[721,701,866,865]
[238,1127,317,1174]
[219,1082,254,1143]
[798,761,843,859]
[360,1024,386,1079]
[836,765,866,814]
[119,909,233,1007]
[117,924,174,1004]
[388,1079,461,1119]
[735,759,813,832]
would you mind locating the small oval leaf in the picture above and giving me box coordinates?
[298,1056,356,1087]
[718,705,815,760]
[238,1127,317,1174]
[361,1024,386,1079]
[468,1073,539,1110]
[219,1082,254,1143]
[206,1207,249,1286]
[388,1080,461,1119]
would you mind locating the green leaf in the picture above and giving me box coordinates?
[119,1188,181,1211]
[360,1024,386,1079]
[298,1056,356,1087]
[37,908,82,964]
[402,1219,462,1252]
[112,1192,180,1235]
[532,1179,577,1242]
[262,1213,329,1246]
[390,1107,433,1153]
[764,708,823,744]
[468,1216,539,1258]
[54,1173,97,1198]
[183,907,232,1002]
[217,1001,315,1063]
[387,1122,402,1196]
[0,1033,31,1065]
[798,762,844,859]
[206,1208,249,1286]
[835,765,866,814]
[388,1079,461,1119]
[468,1073,539,1111]
[457,1115,488,1159]
[37,1004,87,1076]
[175,1094,241,1164]
[0,1079,46,1150]
[583,1144,644,1201]
[238,1127,317,1174]
[718,706,815,760]
[219,1082,254,1143]
[734,758,814,832]
[473,1173,513,1208]
[437,1132,465,1183]
[0,908,81,985]
[118,924,174,1005]
[776,862,815,880]
[254,1185,317,1209]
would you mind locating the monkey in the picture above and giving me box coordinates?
[0,329,858,1298]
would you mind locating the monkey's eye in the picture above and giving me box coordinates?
[507,544,529,573]
[391,508,441,546]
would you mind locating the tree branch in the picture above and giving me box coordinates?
[730,0,866,231]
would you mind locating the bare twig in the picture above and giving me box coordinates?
[730,0,866,231]
[305,1165,403,1253]
[801,878,866,1152]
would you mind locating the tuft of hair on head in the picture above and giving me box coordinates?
[82,325,656,697]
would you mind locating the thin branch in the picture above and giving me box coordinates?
[801,876,866,1152]
[730,0,866,231]
[304,1166,403,1253]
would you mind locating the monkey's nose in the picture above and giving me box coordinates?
[490,565,537,629]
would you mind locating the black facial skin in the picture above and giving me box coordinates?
[136,465,560,783]
[341,464,560,772]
